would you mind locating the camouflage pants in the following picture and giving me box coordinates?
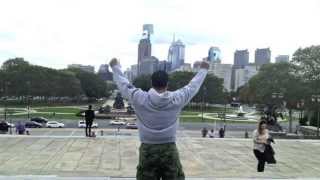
[136,143,185,180]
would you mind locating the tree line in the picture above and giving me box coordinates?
[237,45,320,127]
[0,58,113,103]
[133,71,226,104]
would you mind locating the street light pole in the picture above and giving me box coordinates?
[271,92,284,131]
[201,87,206,122]
[4,82,12,134]
[27,81,31,120]
[311,95,320,137]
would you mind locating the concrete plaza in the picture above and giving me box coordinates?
[0,132,320,179]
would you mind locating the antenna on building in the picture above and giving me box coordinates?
[172,33,176,43]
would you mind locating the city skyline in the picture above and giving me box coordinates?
[0,0,319,70]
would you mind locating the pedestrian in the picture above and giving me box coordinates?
[15,121,26,135]
[245,130,249,138]
[110,58,209,180]
[208,129,214,138]
[201,127,208,138]
[253,120,269,172]
[219,127,225,138]
[84,105,95,137]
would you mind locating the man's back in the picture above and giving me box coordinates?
[85,109,95,121]
[110,58,209,180]
[111,62,208,144]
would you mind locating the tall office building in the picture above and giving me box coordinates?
[168,37,185,71]
[158,60,171,72]
[275,55,289,63]
[139,56,159,75]
[255,48,271,66]
[208,47,221,63]
[208,63,233,91]
[138,24,153,75]
[234,49,249,67]
[234,65,259,91]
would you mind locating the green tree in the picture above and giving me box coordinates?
[133,71,225,104]
[67,68,108,98]
[292,45,320,127]
[245,62,307,132]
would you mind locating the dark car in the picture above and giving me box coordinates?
[30,117,48,124]
[25,121,43,128]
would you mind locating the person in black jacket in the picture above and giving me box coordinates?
[84,105,95,137]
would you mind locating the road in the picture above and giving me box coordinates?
[6,116,298,132]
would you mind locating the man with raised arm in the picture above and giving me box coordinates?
[110,58,209,180]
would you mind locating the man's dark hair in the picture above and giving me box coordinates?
[151,70,168,89]
[88,105,92,110]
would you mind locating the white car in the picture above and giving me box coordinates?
[6,122,15,128]
[109,120,126,125]
[78,120,98,128]
[46,121,65,128]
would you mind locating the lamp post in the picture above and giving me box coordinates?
[2,82,12,134]
[223,92,227,131]
[26,81,31,120]
[297,99,305,123]
[201,87,207,122]
[311,95,320,137]
[271,92,285,131]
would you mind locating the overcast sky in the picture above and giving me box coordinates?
[0,0,319,71]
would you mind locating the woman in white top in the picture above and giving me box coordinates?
[253,120,269,172]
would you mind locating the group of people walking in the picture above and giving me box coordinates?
[201,127,225,138]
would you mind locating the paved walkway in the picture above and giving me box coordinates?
[0,135,320,179]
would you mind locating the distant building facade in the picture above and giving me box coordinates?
[208,47,221,63]
[173,63,192,72]
[68,64,95,73]
[208,63,233,91]
[139,56,159,75]
[168,39,185,71]
[98,64,113,81]
[234,65,259,91]
[234,49,249,67]
[255,48,271,66]
[275,55,289,63]
[158,60,171,72]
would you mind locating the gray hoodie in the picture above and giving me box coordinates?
[112,65,207,144]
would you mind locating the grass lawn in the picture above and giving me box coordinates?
[34,107,82,113]
[9,113,80,120]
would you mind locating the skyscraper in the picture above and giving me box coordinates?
[255,48,271,66]
[234,49,249,67]
[139,56,159,75]
[168,37,185,71]
[208,47,221,63]
[138,24,153,75]
[275,55,289,63]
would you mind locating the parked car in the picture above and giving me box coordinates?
[78,120,98,128]
[46,121,65,128]
[110,120,126,125]
[125,122,138,129]
[25,121,43,128]
[31,117,48,124]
